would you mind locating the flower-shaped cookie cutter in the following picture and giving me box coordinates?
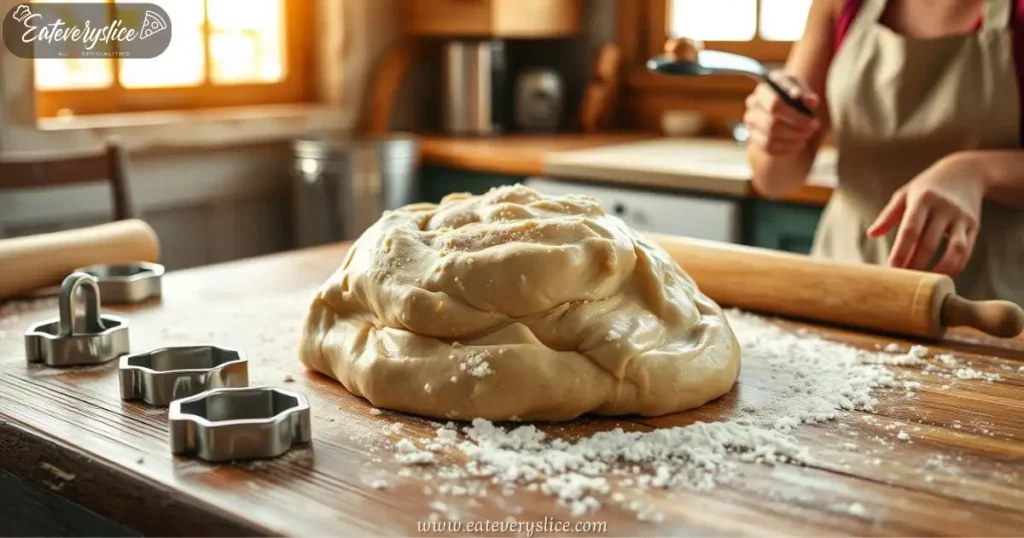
[119,345,249,407]
[169,387,312,462]
[75,262,164,304]
[25,272,130,367]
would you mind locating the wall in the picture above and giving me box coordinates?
[0,0,400,270]
[1,144,294,269]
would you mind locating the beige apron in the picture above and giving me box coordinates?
[813,0,1024,306]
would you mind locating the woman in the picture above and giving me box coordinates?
[745,0,1024,306]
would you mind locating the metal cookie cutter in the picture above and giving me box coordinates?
[119,345,249,407]
[25,272,130,367]
[75,262,164,304]
[169,387,312,462]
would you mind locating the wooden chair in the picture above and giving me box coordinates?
[0,140,135,221]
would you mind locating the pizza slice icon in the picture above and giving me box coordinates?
[139,10,167,40]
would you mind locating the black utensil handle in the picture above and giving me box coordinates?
[764,76,814,117]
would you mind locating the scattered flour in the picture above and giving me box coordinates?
[953,368,1002,382]
[874,343,928,366]
[936,354,960,367]
[429,500,458,521]
[369,408,383,416]
[385,311,905,520]
[896,431,910,441]
[459,351,493,378]
[395,439,437,465]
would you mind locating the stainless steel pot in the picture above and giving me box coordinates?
[291,134,419,247]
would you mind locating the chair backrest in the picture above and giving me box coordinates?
[0,141,134,221]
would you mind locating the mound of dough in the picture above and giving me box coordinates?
[299,185,740,421]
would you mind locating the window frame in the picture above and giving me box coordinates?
[34,0,314,118]
[623,0,796,94]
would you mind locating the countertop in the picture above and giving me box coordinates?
[2,243,1023,536]
[418,133,654,177]
[419,134,836,206]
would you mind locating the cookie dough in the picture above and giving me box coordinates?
[299,186,740,421]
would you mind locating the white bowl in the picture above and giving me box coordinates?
[661,110,705,137]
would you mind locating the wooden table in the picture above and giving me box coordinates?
[2,244,1023,536]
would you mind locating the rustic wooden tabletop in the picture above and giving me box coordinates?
[1,243,1023,537]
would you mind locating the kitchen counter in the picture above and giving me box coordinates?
[419,133,655,177]
[2,244,1023,536]
[420,134,836,206]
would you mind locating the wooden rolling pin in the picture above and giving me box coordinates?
[648,233,1024,340]
[0,219,160,300]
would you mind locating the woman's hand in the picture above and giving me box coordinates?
[867,155,986,276]
[743,72,822,157]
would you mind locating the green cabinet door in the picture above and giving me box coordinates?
[418,166,525,204]
[743,200,825,255]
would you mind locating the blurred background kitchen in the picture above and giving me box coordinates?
[0,0,835,270]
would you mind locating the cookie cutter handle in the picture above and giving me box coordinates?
[58,272,106,336]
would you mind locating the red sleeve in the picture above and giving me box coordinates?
[834,0,864,54]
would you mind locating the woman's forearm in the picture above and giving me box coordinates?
[748,136,822,199]
[951,150,1024,209]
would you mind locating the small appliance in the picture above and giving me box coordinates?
[514,68,564,132]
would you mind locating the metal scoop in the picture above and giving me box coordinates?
[647,49,814,117]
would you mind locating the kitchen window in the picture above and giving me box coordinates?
[667,0,812,60]
[624,0,813,87]
[33,0,313,118]
[618,0,813,133]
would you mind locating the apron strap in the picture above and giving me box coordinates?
[851,0,888,33]
[983,0,1013,30]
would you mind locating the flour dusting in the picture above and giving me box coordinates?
[953,368,1002,382]
[391,311,907,521]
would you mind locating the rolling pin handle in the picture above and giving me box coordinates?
[942,294,1024,338]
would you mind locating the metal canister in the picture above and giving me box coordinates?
[443,40,508,136]
[291,134,419,247]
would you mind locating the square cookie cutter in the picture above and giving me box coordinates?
[25,272,130,367]
[169,387,312,462]
[119,345,249,407]
[75,262,164,304]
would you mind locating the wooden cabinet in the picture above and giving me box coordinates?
[401,0,582,37]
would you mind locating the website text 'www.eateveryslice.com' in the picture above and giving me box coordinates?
[417,517,608,536]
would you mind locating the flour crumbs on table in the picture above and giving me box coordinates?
[953,368,1002,382]
[377,311,952,522]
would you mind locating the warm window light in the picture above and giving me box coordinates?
[759,0,813,41]
[33,0,114,90]
[669,0,812,42]
[32,0,286,91]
